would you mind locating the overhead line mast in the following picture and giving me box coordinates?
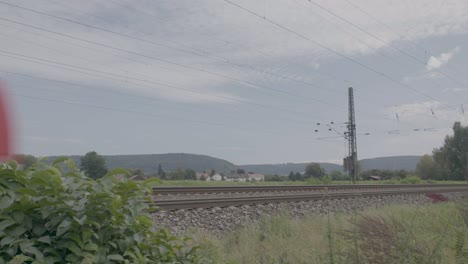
[344,87,358,183]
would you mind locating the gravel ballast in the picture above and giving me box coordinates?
[152,192,467,234]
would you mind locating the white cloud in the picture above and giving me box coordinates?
[426,46,460,70]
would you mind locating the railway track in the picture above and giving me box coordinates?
[153,184,468,195]
[153,185,468,210]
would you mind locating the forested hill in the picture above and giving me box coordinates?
[44,153,237,174]
[359,155,422,171]
[42,154,422,175]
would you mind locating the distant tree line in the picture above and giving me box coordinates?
[264,174,288,181]
[17,122,468,183]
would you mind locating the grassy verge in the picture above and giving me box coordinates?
[158,179,467,186]
[194,199,468,264]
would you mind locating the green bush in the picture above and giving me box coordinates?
[0,159,197,263]
[400,175,422,184]
[305,175,333,185]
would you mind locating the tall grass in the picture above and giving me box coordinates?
[194,199,468,264]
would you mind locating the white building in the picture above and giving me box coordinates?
[225,174,247,182]
[195,172,209,181]
[209,173,223,181]
[247,173,265,182]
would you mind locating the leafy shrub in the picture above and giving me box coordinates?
[305,175,333,185]
[400,175,422,184]
[0,159,197,263]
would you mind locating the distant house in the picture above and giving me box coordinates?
[225,174,247,182]
[209,173,223,181]
[198,172,223,181]
[368,175,382,181]
[225,172,265,182]
[196,172,210,181]
[247,172,265,182]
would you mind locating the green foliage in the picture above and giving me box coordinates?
[79,151,108,180]
[157,164,166,180]
[400,175,422,184]
[16,155,38,170]
[235,169,245,174]
[304,163,326,179]
[288,171,304,181]
[129,168,145,178]
[417,155,446,180]
[306,175,333,185]
[329,170,348,181]
[360,169,410,180]
[264,175,288,182]
[167,168,196,181]
[0,159,197,263]
[433,122,468,181]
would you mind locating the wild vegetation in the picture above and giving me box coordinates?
[0,159,197,263]
[79,151,108,180]
[195,199,468,264]
[417,122,468,181]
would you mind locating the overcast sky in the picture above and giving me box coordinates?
[1,0,468,164]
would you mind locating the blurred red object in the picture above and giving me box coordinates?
[0,81,13,162]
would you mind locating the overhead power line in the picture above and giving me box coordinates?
[0,1,342,107]
[105,0,359,89]
[12,92,343,138]
[5,70,343,128]
[22,0,409,122]
[0,18,331,107]
[3,1,452,125]
[223,0,443,104]
[293,0,393,60]
[0,50,340,124]
[13,93,224,126]
[304,0,468,90]
[315,125,453,141]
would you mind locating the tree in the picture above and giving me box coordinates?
[18,154,37,169]
[295,172,303,181]
[416,154,445,180]
[184,169,196,180]
[433,122,468,181]
[157,164,166,179]
[304,163,325,179]
[167,168,196,180]
[80,151,108,179]
[288,171,296,181]
[209,169,216,176]
[236,169,245,174]
[329,170,347,180]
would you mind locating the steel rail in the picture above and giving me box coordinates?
[153,184,468,195]
[152,186,468,210]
